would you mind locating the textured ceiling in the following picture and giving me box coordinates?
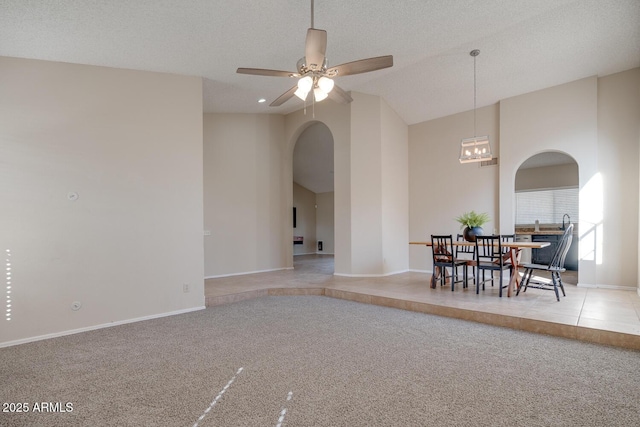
[1,0,639,126]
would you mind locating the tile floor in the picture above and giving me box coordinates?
[205,255,640,350]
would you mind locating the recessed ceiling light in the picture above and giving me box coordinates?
[258,98,266,103]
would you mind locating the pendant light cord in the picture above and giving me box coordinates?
[473,51,477,138]
[311,0,314,28]
[470,49,480,138]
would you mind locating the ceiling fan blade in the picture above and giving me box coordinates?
[327,83,353,104]
[270,85,298,107]
[326,55,393,77]
[305,28,327,71]
[237,68,298,78]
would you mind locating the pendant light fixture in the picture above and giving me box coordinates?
[459,49,492,164]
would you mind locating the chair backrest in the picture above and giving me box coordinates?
[549,224,574,269]
[455,234,475,257]
[501,234,515,255]
[475,235,504,265]
[431,235,454,264]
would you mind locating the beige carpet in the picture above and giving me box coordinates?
[1,296,639,426]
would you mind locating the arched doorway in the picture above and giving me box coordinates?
[292,122,335,273]
[515,151,579,282]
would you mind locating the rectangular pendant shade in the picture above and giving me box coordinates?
[459,136,492,163]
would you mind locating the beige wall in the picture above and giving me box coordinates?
[500,77,599,285]
[204,100,350,275]
[515,163,579,191]
[500,73,640,289]
[291,186,335,255]
[350,93,384,274]
[344,93,410,275]
[410,71,639,289]
[316,191,335,254]
[284,92,408,276]
[0,57,204,346]
[284,102,352,273]
[293,182,316,255]
[409,104,500,272]
[203,113,287,277]
[7,54,636,349]
[596,69,640,288]
[381,97,409,274]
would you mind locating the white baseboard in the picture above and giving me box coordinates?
[0,306,206,349]
[334,269,410,278]
[409,269,431,274]
[577,283,637,291]
[205,267,293,279]
[383,269,410,276]
[294,252,335,256]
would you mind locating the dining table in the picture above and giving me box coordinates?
[409,240,550,297]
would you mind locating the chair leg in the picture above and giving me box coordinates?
[557,272,566,296]
[451,264,455,292]
[464,265,468,289]
[520,269,532,294]
[550,272,560,301]
[498,270,503,298]
[516,268,532,296]
[516,271,523,296]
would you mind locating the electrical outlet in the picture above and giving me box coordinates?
[182,284,190,293]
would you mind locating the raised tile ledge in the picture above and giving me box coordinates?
[205,288,640,351]
[205,289,268,306]
[576,327,640,350]
[267,288,325,296]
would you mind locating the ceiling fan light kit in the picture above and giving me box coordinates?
[459,49,493,164]
[292,74,334,102]
[313,88,328,101]
[295,75,313,100]
[236,0,393,107]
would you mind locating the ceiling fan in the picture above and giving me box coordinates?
[236,0,393,107]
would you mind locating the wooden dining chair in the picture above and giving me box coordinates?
[501,234,515,259]
[473,235,513,297]
[431,235,468,291]
[500,234,518,281]
[517,224,573,301]
[455,234,475,288]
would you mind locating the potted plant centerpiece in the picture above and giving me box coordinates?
[456,210,490,242]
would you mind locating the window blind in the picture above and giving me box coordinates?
[515,188,578,225]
